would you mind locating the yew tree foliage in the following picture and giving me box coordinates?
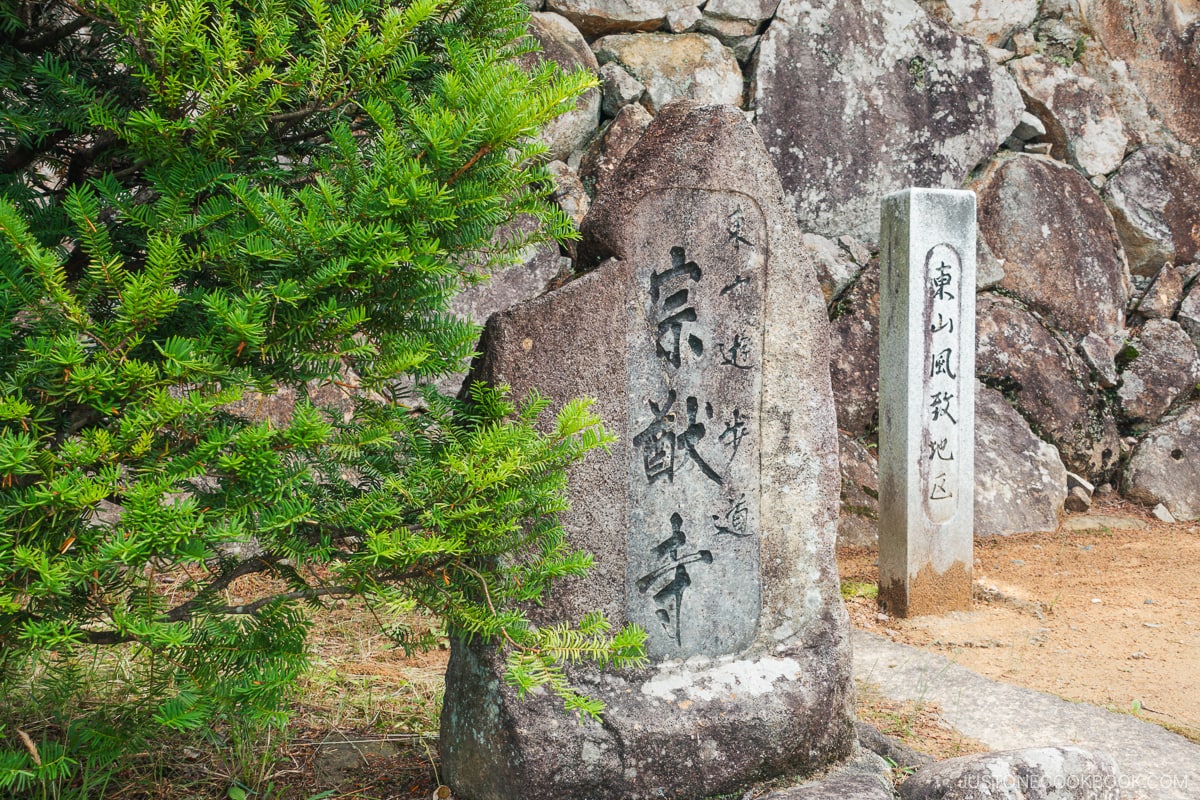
[0,0,644,785]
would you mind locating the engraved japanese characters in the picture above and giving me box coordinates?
[626,195,764,659]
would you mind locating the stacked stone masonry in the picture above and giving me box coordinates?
[432,2,1200,797]
[450,0,1200,536]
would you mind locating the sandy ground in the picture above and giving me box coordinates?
[197,496,1200,797]
[838,497,1200,742]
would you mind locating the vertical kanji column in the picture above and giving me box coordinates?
[626,201,763,660]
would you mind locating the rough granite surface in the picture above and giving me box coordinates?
[441,101,855,800]
[900,746,1121,800]
[753,0,1022,240]
[974,384,1067,536]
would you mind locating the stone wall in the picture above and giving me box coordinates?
[470,1,1200,537]
[464,0,1200,533]
[428,3,1200,796]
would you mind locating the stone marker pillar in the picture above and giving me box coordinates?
[877,188,976,617]
[440,101,855,800]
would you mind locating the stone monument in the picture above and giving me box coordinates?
[439,101,855,799]
[877,188,977,617]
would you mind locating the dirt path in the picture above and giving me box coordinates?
[839,498,1200,742]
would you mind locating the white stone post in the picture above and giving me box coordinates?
[877,188,976,617]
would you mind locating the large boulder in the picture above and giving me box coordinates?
[829,260,880,437]
[443,102,855,799]
[764,750,895,800]
[704,0,780,26]
[545,0,696,37]
[578,101,653,198]
[448,225,565,329]
[1135,261,1190,319]
[545,160,590,228]
[975,384,1068,537]
[1179,277,1200,350]
[973,154,1130,341]
[599,62,646,117]
[223,377,358,426]
[900,746,1121,800]
[694,12,758,46]
[838,433,879,548]
[1081,0,1200,149]
[1104,146,1200,276]
[1030,16,1088,64]
[523,13,601,162]
[1076,53,1168,151]
[591,33,743,115]
[976,293,1120,478]
[1117,318,1200,426]
[805,233,866,306]
[1079,331,1120,389]
[915,0,1037,48]
[752,0,1023,240]
[1007,55,1128,178]
[436,226,567,397]
[1123,403,1200,521]
[856,722,934,771]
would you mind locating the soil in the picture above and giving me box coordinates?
[839,496,1200,743]
[103,497,1200,798]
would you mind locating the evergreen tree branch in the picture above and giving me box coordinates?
[9,16,90,52]
[63,133,119,190]
[268,103,346,127]
[159,556,284,622]
[0,0,641,782]
[446,145,493,186]
[81,629,136,645]
[224,586,356,616]
[56,0,116,32]
[1,132,69,173]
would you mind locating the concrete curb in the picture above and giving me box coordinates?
[852,629,1200,800]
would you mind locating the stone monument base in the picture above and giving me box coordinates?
[442,633,855,800]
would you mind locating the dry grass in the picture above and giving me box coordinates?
[14,563,1004,798]
[293,598,448,737]
[264,597,449,799]
[4,587,450,800]
[855,679,988,763]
